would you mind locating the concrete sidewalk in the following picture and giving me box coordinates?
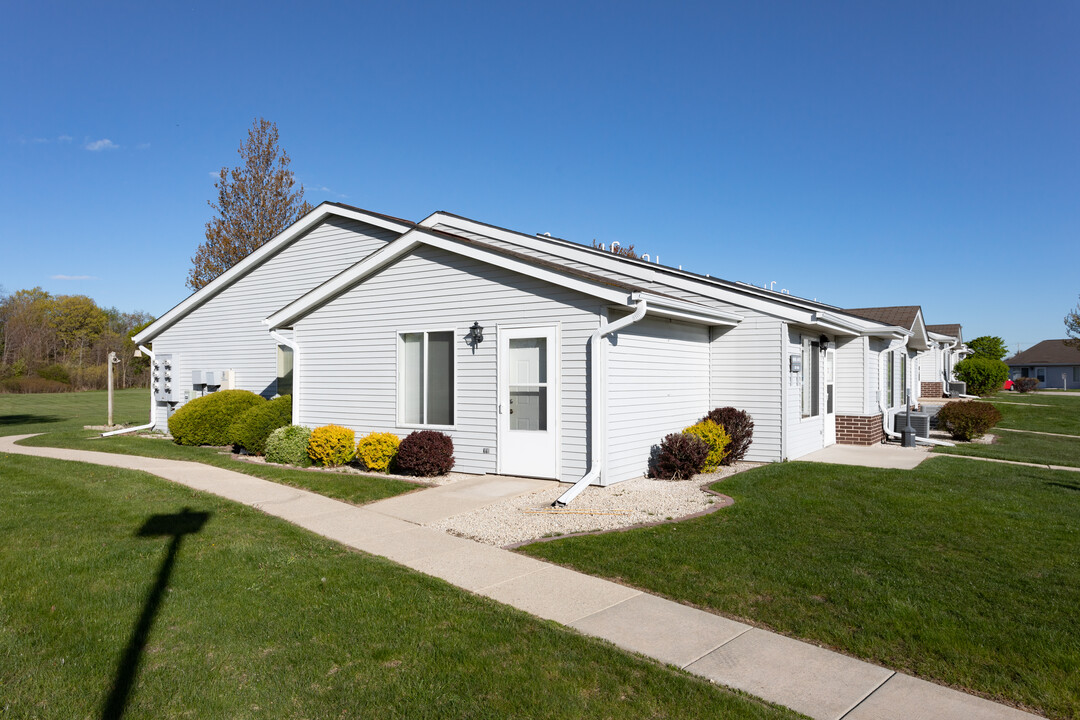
[799,443,930,470]
[0,434,1041,720]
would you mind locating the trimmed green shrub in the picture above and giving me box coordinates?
[683,419,731,472]
[265,425,312,467]
[704,407,754,465]
[356,431,400,472]
[395,430,454,477]
[1014,377,1039,393]
[168,389,265,446]
[36,363,71,384]
[936,401,1002,441]
[228,395,292,455]
[308,424,357,467]
[954,357,1010,396]
[648,432,709,480]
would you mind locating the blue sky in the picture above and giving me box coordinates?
[2,1,1076,354]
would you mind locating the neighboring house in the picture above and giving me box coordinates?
[1006,340,1080,390]
[134,202,951,489]
[923,323,968,396]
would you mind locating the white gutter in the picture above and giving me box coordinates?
[101,345,157,437]
[269,330,300,425]
[554,297,649,506]
[878,396,954,447]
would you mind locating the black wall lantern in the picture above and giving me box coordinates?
[465,321,485,352]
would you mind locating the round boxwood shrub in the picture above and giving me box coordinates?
[394,430,454,477]
[228,395,292,455]
[704,407,754,465]
[265,425,312,467]
[168,389,265,446]
[682,419,731,472]
[954,357,1009,396]
[935,401,1002,441]
[307,424,357,467]
[648,432,709,480]
[356,431,400,472]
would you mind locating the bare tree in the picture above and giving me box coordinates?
[187,118,313,291]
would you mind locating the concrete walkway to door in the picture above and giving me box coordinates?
[0,434,1041,720]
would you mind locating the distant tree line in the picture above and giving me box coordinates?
[0,286,154,392]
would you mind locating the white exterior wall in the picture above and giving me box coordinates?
[833,336,866,415]
[293,245,602,481]
[710,314,785,462]
[150,218,401,429]
[607,316,711,482]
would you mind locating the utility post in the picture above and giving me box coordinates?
[107,351,121,426]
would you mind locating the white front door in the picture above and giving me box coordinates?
[498,326,559,479]
[824,347,836,445]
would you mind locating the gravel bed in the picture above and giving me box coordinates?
[430,462,760,547]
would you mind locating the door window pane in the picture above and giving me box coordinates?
[509,337,547,431]
[277,345,293,397]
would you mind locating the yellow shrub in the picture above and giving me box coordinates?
[307,424,356,467]
[682,419,731,472]
[356,431,400,472]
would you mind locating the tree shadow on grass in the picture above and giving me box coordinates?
[0,413,65,426]
[101,508,211,720]
[1046,481,1080,492]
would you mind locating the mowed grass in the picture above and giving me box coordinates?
[519,457,1080,718]
[1,390,416,506]
[0,453,800,720]
[936,430,1080,468]
[986,393,1080,435]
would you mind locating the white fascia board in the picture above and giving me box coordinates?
[266,228,632,330]
[134,203,413,344]
[423,213,832,324]
[636,292,743,326]
[927,331,957,342]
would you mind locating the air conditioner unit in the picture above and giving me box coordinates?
[948,381,966,397]
[896,411,931,438]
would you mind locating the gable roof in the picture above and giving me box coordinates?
[926,323,962,339]
[265,225,745,331]
[844,306,930,350]
[133,203,414,344]
[1006,339,1080,366]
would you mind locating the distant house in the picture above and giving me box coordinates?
[1006,340,1080,390]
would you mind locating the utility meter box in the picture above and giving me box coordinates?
[204,370,222,387]
[191,370,205,386]
[153,354,180,403]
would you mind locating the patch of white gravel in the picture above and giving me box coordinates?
[430,462,760,547]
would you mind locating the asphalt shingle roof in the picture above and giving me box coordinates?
[1006,339,1080,366]
[845,306,921,330]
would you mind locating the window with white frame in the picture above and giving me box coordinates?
[399,331,454,426]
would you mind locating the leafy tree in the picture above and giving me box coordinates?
[967,335,1008,362]
[187,118,313,291]
[1066,296,1080,349]
[48,295,107,364]
[954,357,1010,396]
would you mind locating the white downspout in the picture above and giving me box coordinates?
[101,345,157,437]
[554,297,648,507]
[878,396,954,447]
[269,329,300,426]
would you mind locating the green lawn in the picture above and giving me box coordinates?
[0,453,800,720]
[985,393,1080,435]
[519,457,1080,719]
[936,430,1080,468]
[1,390,417,506]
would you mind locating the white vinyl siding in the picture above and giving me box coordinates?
[833,336,866,414]
[149,217,401,430]
[709,314,784,462]
[294,245,600,481]
[607,316,711,483]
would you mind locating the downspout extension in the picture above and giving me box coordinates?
[554,298,648,507]
[101,345,156,437]
[269,330,300,426]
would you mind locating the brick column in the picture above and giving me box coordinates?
[835,414,885,446]
[920,381,944,398]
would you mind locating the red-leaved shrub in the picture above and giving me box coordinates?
[935,401,1002,441]
[648,432,709,480]
[1013,377,1039,393]
[395,430,455,476]
[704,407,754,465]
